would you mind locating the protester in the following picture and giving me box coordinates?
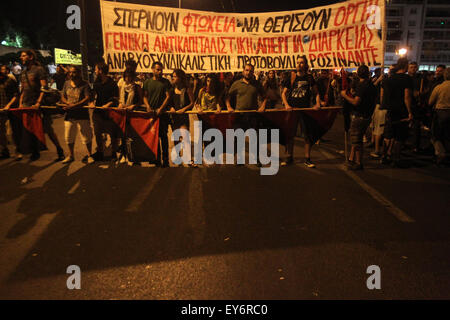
[143,61,171,167]
[59,65,93,164]
[169,69,195,166]
[196,74,221,113]
[380,57,413,167]
[0,65,19,159]
[428,67,450,165]
[220,72,235,109]
[281,55,321,168]
[263,70,282,108]
[408,62,425,154]
[369,67,388,158]
[226,63,266,112]
[91,60,120,161]
[226,64,267,166]
[169,68,194,127]
[19,50,65,161]
[341,65,377,170]
[316,69,331,107]
[52,65,68,91]
[431,65,445,90]
[118,70,142,110]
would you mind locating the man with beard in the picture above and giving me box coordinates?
[226,64,267,166]
[59,66,93,164]
[0,65,19,159]
[19,50,64,161]
[91,61,120,161]
[281,55,322,168]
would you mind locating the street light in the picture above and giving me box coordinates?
[397,48,408,56]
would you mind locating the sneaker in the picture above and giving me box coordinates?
[14,154,23,161]
[82,155,95,164]
[119,155,127,164]
[62,156,74,164]
[304,159,316,168]
[281,157,294,166]
[370,152,381,159]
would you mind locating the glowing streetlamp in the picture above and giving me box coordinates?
[397,48,408,56]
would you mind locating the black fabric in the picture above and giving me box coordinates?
[53,72,67,91]
[382,73,413,119]
[93,76,119,107]
[284,73,316,108]
[353,79,377,119]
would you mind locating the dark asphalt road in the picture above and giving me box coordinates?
[0,113,449,299]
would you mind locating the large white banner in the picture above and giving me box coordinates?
[100,0,385,73]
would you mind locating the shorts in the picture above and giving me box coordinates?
[64,119,92,145]
[372,104,387,136]
[350,115,371,145]
[383,113,409,142]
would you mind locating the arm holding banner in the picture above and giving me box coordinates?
[341,90,361,107]
[157,90,171,116]
[176,86,195,114]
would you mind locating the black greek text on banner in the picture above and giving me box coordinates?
[100,0,385,73]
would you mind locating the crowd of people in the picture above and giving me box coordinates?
[0,49,449,170]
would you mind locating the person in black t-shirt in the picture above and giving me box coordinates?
[281,55,321,168]
[52,65,68,91]
[341,65,377,170]
[380,57,413,167]
[90,61,119,161]
[19,50,65,162]
[408,62,426,153]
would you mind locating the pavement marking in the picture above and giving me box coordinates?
[319,149,416,223]
[125,168,164,213]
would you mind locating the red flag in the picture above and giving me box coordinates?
[198,113,236,136]
[10,108,47,154]
[127,111,159,159]
[107,108,127,135]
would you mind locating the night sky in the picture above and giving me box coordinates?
[0,0,343,64]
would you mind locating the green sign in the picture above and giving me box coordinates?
[54,48,82,65]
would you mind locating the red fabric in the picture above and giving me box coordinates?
[107,109,127,134]
[12,108,46,147]
[198,113,236,135]
[301,109,340,133]
[128,112,159,156]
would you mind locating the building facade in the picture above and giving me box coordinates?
[385,0,450,71]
